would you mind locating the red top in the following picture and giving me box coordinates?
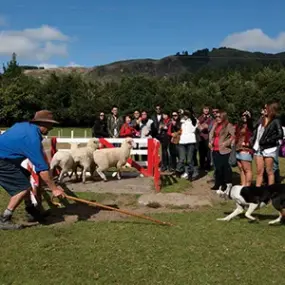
[235,124,253,153]
[119,123,137,137]
[213,124,223,151]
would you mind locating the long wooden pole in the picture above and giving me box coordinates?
[65,195,173,226]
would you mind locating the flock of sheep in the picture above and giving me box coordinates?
[50,137,136,184]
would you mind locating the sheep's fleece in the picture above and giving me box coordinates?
[70,138,101,183]
[93,137,136,181]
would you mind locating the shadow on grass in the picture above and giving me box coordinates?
[40,184,124,225]
[107,220,167,227]
[223,211,278,221]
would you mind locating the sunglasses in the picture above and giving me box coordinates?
[100,114,104,116]
[172,114,178,117]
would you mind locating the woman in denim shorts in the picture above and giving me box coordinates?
[235,111,254,186]
[251,103,284,186]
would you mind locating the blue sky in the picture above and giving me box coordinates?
[0,0,284,68]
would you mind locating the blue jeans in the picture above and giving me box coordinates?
[176,143,196,175]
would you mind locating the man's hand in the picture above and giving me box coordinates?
[39,170,65,198]
[52,186,65,198]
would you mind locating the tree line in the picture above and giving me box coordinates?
[1,53,285,127]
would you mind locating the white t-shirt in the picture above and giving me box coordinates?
[140,119,153,138]
[179,118,197,144]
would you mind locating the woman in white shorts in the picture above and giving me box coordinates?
[251,102,283,186]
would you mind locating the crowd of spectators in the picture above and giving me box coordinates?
[92,102,285,190]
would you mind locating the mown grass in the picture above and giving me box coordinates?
[0,187,285,285]
[1,127,93,138]
[48,127,92,138]
[1,128,285,284]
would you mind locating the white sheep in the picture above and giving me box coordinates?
[50,151,77,183]
[50,142,82,183]
[70,138,101,183]
[93,137,136,182]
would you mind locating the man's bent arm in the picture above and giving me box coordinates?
[39,170,58,192]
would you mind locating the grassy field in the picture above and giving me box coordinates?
[1,163,285,284]
[0,127,92,138]
[0,190,285,285]
[0,130,285,284]
[48,127,92,138]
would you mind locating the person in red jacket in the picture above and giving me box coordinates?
[119,115,140,138]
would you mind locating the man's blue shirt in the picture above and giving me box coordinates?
[0,122,49,172]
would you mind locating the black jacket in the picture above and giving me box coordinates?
[92,119,108,138]
[151,114,162,138]
[251,118,283,151]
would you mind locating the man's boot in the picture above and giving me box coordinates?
[0,215,23,230]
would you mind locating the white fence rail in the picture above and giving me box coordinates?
[56,137,148,147]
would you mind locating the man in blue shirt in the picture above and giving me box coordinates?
[0,110,65,230]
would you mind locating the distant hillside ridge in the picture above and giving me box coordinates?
[23,47,285,81]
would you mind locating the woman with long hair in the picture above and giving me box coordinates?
[167,111,181,172]
[251,102,283,186]
[92,112,108,138]
[209,111,235,191]
[235,110,254,186]
[158,112,172,172]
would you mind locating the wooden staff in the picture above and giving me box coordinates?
[64,195,173,226]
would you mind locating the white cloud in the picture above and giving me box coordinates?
[66,61,82,67]
[37,62,81,69]
[37,63,58,69]
[221,29,285,52]
[0,25,70,61]
[0,15,7,26]
[8,25,68,41]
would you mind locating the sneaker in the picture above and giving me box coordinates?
[192,167,199,179]
[181,173,188,179]
[0,215,23,230]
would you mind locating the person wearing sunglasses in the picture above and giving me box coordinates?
[92,112,108,138]
[235,110,254,186]
[167,112,181,172]
[209,111,235,191]
[198,106,213,172]
[251,102,283,186]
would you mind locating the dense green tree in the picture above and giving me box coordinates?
[1,53,285,127]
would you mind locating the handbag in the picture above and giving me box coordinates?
[229,145,237,167]
[279,139,285,157]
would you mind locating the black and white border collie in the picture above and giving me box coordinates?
[216,184,285,225]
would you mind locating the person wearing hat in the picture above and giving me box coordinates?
[0,110,65,230]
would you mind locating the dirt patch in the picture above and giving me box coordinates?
[28,174,222,227]
[138,193,213,208]
[138,175,220,209]
[64,172,154,195]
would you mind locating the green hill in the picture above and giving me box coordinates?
[24,47,285,82]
